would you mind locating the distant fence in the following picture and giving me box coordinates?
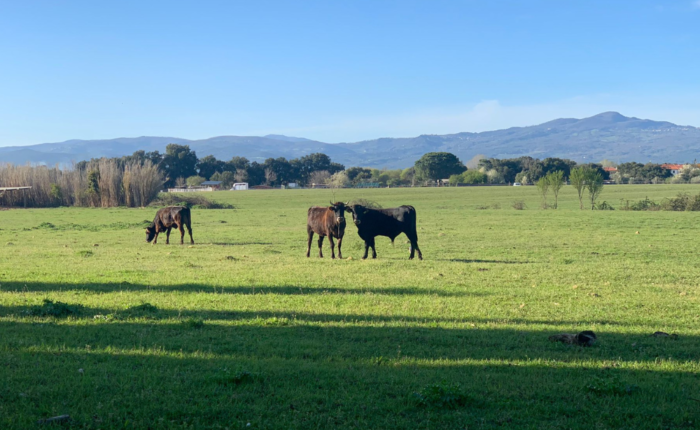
[452,183,512,187]
[167,187,214,193]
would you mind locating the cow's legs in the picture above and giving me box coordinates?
[406,231,423,260]
[165,227,172,244]
[178,222,186,245]
[328,236,336,259]
[152,230,159,245]
[306,230,314,258]
[317,235,324,258]
[369,238,377,259]
[185,220,194,244]
[362,240,370,259]
[337,236,343,259]
[412,241,423,260]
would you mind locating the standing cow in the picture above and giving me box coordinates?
[145,206,194,245]
[346,204,423,260]
[306,201,348,259]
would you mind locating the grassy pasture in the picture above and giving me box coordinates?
[1,184,700,429]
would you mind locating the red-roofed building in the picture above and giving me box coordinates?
[661,164,684,176]
[603,167,618,173]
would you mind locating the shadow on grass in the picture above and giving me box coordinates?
[0,303,668,330]
[0,281,482,297]
[448,259,531,264]
[209,241,274,246]
[0,306,697,363]
[0,318,698,429]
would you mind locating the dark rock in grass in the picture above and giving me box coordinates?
[549,330,597,347]
[575,331,597,346]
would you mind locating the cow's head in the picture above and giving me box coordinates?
[329,201,348,224]
[346,204,367,226]
[145,225,156,243]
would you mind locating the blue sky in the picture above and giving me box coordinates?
[1,0,699,146]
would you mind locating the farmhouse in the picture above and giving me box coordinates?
[661,164,684,176]
[201,181,223,190]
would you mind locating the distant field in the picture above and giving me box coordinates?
[2,184,700,429]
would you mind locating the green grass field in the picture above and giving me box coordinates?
[2,184,700,429]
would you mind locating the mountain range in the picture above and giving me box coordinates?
[1,112,699,169]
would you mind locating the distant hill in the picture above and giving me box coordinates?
[1,112,699,168]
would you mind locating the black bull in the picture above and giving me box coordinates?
[346,204,423,260]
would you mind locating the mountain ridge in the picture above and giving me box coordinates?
[1,112,698,169]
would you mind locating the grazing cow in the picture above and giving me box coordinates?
[346,204,422,260]
[306,201,348,259]
[146,206,194,245]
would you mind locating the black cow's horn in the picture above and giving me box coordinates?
[330,200,334,205]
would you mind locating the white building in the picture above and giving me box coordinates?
[231,183,249,191]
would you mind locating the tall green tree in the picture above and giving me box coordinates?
[414,152,466,182]
[570,166,587,210]
[186,175,206,187]
[196,155,225,180]
[86,169,101,207]
[162,144,198,187]
[262,157,294,186]
[227,156,250,173]
[546,170,565,209]
[586,170,604,209]
[400,167,415,186]
[346,167,373,184]
[291,153,344,184]
[536,176,550,208]
[247,161,265,186]
[210,171,235,188]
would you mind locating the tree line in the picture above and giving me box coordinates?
[1,144,696,208]
[105,145,346,189]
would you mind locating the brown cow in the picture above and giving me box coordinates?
[145,206,194,245]
[306,201,347,259]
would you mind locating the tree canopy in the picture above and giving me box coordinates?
[414,152,466,182]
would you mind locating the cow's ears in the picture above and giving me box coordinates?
[328,206,335,210]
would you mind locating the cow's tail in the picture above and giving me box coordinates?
[182,207,192,228]
[407,205,418,235]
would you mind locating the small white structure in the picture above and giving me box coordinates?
[232,183,249,191]
[168,187,214,193]
[287,182,299,189]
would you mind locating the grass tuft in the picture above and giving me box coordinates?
[25,299,83,318]
[587,374,639,396]
[413,381,471,409]
[152,193,234,209]
[182,317,205,329]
